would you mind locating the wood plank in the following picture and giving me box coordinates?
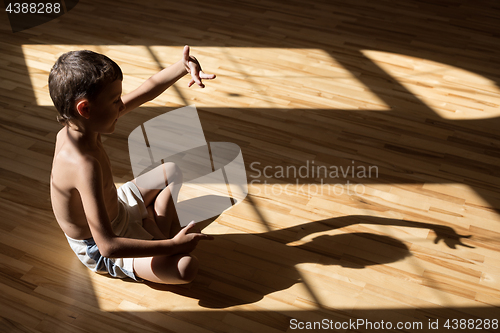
[1,0,500,331]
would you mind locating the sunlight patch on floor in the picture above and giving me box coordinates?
[22,44,390,110]
[362,50,500,120]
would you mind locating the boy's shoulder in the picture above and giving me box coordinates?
[54,128,90,164]
[52,128,102,187]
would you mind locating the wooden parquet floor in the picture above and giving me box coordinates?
[1,0,500,332]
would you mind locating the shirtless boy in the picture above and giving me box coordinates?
[49,46,215,284]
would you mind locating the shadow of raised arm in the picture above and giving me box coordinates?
[259,215,473,249]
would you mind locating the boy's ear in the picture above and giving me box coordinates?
[76,99,91,119]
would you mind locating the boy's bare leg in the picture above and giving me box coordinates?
[142,205,168,240]
[152,185,183,238]
[133,254,199,284]
[132,162,183,238]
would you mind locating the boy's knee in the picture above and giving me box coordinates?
[164,162,183,184]
[178,255,199,283]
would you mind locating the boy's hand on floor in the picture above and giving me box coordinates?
[171,221,214,254]
[182,45,216,88]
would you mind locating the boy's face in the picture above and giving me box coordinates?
[88,79,124,134]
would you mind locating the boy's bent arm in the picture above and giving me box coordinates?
[120,45,215,116]
[120,60,187,115]
[77,157,212,258]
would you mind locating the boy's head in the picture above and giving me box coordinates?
[48,50,123,126]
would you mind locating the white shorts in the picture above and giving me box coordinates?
[65,181,154,281]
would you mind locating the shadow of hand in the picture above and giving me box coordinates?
[432,226,473,249]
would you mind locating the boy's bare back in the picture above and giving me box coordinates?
[51,127,118,240]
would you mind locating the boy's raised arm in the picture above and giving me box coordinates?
[120,45,216,116]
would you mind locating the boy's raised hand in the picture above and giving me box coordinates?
[183,45,216,88]
[172,221,214,254]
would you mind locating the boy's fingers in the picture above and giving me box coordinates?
[199,71,216,80]
[188,80,204,88]
[189,63,203,86]
[183,45,190,62]
[190,75,204,88]
[183,221,197,233]
[184,57,214,88]
[196,233,214,241]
